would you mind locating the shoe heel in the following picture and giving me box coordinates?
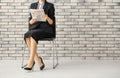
[39,57,45,70]
[21,64,27,68]
[40,64,45,70]
[32,66,34,71]
[25,67,34,72]
[24,61,35,71]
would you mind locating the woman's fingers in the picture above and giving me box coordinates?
[32,18,37,22]
[30,18,37,25]
[41,14,48,20]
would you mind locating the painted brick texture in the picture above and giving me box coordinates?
[0,0,120,60]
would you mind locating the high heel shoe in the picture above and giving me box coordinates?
[39,57,45,70]
[21,64,27,68]
[24,61,35,71]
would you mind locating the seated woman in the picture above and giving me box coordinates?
[24,0,55,71]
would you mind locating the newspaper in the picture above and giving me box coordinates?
[30,9,46,22]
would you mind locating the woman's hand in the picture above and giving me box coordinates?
[42,14,48,20]
[29,18,37,25]
[42,14,53,25]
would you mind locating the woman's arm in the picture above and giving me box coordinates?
[29,3,37,25]
[29,18,37,25]
[43,4,55,26]
[43,14,53,25]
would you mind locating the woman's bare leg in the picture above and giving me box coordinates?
[25,37,43,67]
[25,37,37,67]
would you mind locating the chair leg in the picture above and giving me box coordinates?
[52,41,55,69]
[52,40,58,69]
[55,40,58,66]
[21,43,25,68]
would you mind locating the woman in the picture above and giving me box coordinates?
[24,0,55,71]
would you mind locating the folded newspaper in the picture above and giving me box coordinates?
[30,9,46,22]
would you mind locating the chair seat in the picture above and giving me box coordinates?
[39,37,56,41]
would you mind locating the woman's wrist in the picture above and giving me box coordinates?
[30,18,37,25]
[45,14,48,21]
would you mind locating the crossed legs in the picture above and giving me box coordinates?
[25,37,43,68]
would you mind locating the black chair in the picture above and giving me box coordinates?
[21,18,58,69]
[37,17,58,69]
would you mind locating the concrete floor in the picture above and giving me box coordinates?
[0,60,120,78]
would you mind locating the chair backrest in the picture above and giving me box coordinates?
[52,19,56,38]
[52,17,56,38]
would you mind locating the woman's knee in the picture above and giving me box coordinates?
[25,37,31,42]
[30,37,37,44]
[26,37,30,40]
[30,37,35,41]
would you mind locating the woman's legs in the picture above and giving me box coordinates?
[25,37,43,67]
[25,37,36,67]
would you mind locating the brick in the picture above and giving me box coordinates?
[65,54,79,57]
[0,10,8,12]
[1,0,14,2]
[58,6,71,9]
[15,6,28,9]
[0,54,8,57]
[80,54,93,56]
[64,3,77,5]
[105,3,118,6]
[79,9,91,12]
[103,0,112,2]
[2,57,16,60]
[94,54,107,56]
[0,3,7,5]
[14,0,27,2]
[71,0,84,2]
[1,6,14,9]
[85,0,98,2]
[85,57,99,60]
[8,3,21,6]
[72,57,85,60]
[56,0,71,3]
[113,0,120,2]
[100,57,114,60]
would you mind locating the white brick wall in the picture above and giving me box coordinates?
[0,0,120,60]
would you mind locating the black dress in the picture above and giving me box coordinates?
[24,1,55,44]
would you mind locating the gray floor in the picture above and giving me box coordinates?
[0,60,120,78]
